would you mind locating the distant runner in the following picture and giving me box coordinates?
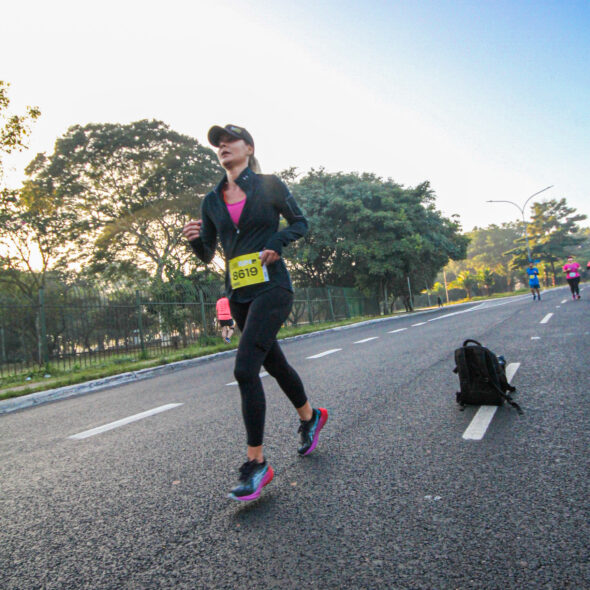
[183,124,327,502]
[526,262,541,301]
[216,296,234,343]
[563,255,581,300]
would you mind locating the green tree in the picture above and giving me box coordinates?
[476,267,495,295]
[20,120,223,281]
[0,80,40,192]
[449,271,478,299]
[0,81,42,297]
[286,169,468,306]
[444,222,521,292]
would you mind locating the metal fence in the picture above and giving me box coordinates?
[0,283,400,377]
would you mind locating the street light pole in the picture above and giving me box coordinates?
[486,185,553,262]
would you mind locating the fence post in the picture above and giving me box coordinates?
[1,326,6,363]
[406,275,414,311]
[306,288,314,324]
[135,290,146,355]
[199,289,208,339]
[343,290,351,318]
[327,288,336,321]
[38,288,49,364]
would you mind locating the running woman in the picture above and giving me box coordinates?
[216,296,235,343]
[526,262,541,300]
[563,255,581,300]
[183,124,327,501]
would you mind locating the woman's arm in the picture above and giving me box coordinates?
[184,203,218,264]
[264,177,308,256]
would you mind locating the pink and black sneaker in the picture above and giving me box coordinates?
[297,407,328,456]
[228,459,274,501]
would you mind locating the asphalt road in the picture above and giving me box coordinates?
[1,287,588,589]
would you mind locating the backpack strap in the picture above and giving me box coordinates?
[489,380,523,414]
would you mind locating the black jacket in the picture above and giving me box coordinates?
[189,167,308,302]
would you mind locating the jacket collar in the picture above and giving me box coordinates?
[213,166,255,197]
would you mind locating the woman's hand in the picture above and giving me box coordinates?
[260,249,280,266]
[183,220,202,241]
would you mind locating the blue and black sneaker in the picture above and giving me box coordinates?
[297,407,328,456]
[228,459,274,501]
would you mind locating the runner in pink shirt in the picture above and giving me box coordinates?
[216,296,235,343]
[563,255,581,300]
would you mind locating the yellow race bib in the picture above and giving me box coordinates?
[229,252,270,289]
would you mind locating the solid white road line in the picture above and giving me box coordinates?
[388,328,407,334]
[412,322,426,327]
[540,313,553,324]
[226,372,268,386]
[69,403,183,440]
[354,337,379,344]
[306,349,342,359]
[462,363,520,441]
[505,362,520,383]
[462,406,498,441]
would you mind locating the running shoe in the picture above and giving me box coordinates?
[228,459,274,501]
[297,407,328,456]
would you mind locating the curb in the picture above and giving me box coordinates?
[0,298,517,415]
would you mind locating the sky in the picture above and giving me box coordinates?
[2,0,589,231]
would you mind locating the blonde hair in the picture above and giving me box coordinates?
[248,154,261,173]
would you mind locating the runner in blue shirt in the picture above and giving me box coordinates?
[526,262,541,300]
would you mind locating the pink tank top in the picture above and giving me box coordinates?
[223,189,246,226]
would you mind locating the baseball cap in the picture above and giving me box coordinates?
[208,124,254,148]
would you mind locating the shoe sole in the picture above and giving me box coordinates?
[302,408,328,456]
[228,466,274,502]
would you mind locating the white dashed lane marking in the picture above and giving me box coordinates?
[306,349,342,359]
[69,403,183,440]
[412,322,426,327]
[561,299,567,304]
[388,328,407,334]
[462,363,520,441]
[354,337,379,344]
[531,336,540,340]
[540,313,553,324]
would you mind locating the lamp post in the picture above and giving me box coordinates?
[486,185,553,262]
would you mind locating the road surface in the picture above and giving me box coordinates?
[1,287,588,589]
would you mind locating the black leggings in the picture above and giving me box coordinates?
[230,288,308,447]
[567,277,580,296]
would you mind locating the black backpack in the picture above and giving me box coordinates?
[453,339,522,414]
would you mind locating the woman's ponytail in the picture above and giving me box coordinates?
[248,154,261,173]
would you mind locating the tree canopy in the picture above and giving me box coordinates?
[12,120,223,283]
[0,80,40,190]
[285,169,469,300]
